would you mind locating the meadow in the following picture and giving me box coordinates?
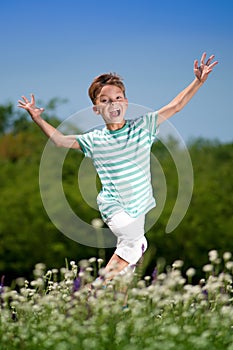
[0,250,233,350]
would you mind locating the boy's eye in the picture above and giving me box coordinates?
[100,95,123,104]
[101,98,108,104]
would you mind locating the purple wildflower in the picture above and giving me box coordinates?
[0,275,4,293]
[0,275,4,308]
[73,266,85,293]
[73,277,81,293]
[152,268,158,283]
[202,288,208,300]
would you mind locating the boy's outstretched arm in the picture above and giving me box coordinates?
[157,52,218,125]
[18,94,81,149]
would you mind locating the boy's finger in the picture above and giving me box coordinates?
[208,54,215,61]
[200,52,206,65]
[193,60,199,69]
[21,95,29,103]
[209,61,218,69]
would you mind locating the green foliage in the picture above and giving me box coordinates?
[0,103,14,135]
[147,138,233,279]
[0,101,99,283]
[0,100,232,283]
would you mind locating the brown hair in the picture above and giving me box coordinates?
[88,73,126,104]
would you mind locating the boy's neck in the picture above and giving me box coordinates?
[106,120,126,131]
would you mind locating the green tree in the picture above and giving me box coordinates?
[0,103,14,135]
[146,138,233,279]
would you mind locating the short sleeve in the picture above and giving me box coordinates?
[143,111,159,144]
[76,132,94,158]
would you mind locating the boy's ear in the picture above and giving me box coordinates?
[93,106,100,115]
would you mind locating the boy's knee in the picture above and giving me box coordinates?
[115,235,148,266]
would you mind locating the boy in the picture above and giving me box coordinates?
[18,52,218,280]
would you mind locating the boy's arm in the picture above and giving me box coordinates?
[157,52,218,125]
[18,94,81,149]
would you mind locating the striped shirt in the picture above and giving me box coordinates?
[76,111,159,221]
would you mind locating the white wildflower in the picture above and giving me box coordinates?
[223,252,232,261]
[157,273,167,281]
[30,278,44,287]
[91,277,103,289]
[137,280,146,289]
[203,264,213,273]
[144,276,151,281]
[45,270,52,278]
[208,249,218,262]
[186,268,196,278]
[219,272,232,284]
[205,276,223,292]
[167,325,180,336]
[178,277,186,286]
[24,280,29,288]
[78,259,89,269]
[32,304,41,312]
[226,261,233,271]
[91,218,104,229]
[15,277,25,287]
[60,267,68,275]
[213,258,221,265]
[86,267,93,272]
[199,278,206,285]
[172,260,184,269]
[221,306,233,317]
[34,263,46,270]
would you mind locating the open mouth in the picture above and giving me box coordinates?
[109,109,121,117]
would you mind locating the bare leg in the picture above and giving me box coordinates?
[105,254,131,308]
[87,254,129,291]
[104,253,129,280]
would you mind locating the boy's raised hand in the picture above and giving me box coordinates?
[18,94,44,120]
[194,52,218,83]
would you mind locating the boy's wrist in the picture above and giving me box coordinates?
[194,76,204,86]
[30,108,44,121]
[30,114,42,124]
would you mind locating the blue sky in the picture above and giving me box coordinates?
[1,0,232,143]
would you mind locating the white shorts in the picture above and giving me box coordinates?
[106,211,147,265]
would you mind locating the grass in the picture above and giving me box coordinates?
[0,250,233,350]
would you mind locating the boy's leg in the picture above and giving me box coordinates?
[89,254,128,290]
[104,253,129,280]
[103,211,147,280]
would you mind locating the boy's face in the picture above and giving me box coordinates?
[93,85,128,127]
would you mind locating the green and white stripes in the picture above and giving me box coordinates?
[77,111,158,221]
